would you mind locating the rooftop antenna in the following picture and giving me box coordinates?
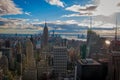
[115,15,118,41]
[87,15,93,58]
[89,16,92,30]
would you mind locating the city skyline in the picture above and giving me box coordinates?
[0,0,120,39]
[0,1,120,79]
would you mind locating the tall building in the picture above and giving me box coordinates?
[110,40,120,51]
[0,55,8,73]
[16,41,22,54]
[68,47,76,62]
[77,59,103,80]
[108,51,120,80]
[0,48,12,60]
[52,30,55,37]
[61,39,67,46]
[42,22,48,47]
[53,46,68,77]
[86,30,99,57]
[26,39,36,68]
[16,41,22,75]
[23,39,37,80]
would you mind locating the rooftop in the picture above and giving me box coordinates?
[78,58,101,65]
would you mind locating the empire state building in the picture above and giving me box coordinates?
[42,22,48,47]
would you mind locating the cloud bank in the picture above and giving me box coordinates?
[64,0,120,16]
[0,0,22,15]
[62,0,120,30]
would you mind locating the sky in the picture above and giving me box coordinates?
[0,0,120,39]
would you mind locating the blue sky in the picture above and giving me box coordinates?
[2,0,91,21]
[0,0,120,39]
[0,0,119,23]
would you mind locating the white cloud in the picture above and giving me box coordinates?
[62,13,91,17]
[94,0,120,16]
[0,18,32,29]
[45,0,64,7]
[0,0,22,15]
[48,20,78,25]
[62,14,80,17]
[63,0,120,29]
[33,20,79,25]
[0,18,24,24]
[66,4,96,12]
[56,27,63,30]
[32,19,118,29]
[25,12,31,16]
[65,4,96,16]
[0,19,120,38]
[0,28,39,34]
[65,20,78,24]
[65,0,120,16]
[65,5,82,13]
[78,18,117,28]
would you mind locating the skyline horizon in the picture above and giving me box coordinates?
[0,0,120,39]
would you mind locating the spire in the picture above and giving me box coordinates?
[42,19,48,47]
[44,20,48,30]
[45,19,47,27]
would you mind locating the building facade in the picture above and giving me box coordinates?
[108,51,120,80]
[53,46,68,77]
[77,59,103,80]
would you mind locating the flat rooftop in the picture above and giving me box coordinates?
[78,58,101,65]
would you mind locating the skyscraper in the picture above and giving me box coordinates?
[86,30,99,57]
[16,41,22,54]
[77,59,103,80]
[108,51,120,80]
[23,39,37,80]
[42,22,48,47]
[16,41,22,75]
[0,55,8,73]
[26,39,36,68]
[53,46,68,77]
